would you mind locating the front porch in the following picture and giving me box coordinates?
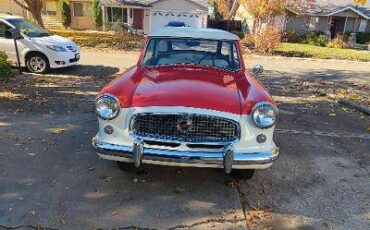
[101,5,149,33]
[323,6,369,41]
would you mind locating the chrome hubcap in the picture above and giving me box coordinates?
[29,57,46,72]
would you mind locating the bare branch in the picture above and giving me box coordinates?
[12,0,31,12]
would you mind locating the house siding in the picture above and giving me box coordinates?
[234,3,254,33]
[286,13,310,34]
[69,0,96,30]
[151,0,204,12]
[0,0,27,17]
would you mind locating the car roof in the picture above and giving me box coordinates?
[148,27,240,41]
[0,14,23,20]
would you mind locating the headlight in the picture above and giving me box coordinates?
[251,102,277,129]
[45,45,66,52]
[95,94,120,120]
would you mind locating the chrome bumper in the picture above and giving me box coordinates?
[92,138,279,173]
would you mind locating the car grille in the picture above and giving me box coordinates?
[130,113,240,143]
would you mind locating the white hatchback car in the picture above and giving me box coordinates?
[0,14,80,73]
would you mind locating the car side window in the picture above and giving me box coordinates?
[0,22,11,38]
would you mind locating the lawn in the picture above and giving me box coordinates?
[273,43,370,62]
[51,29,145,51]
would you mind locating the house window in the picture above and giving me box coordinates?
[73,2,92,17]
[107,7,128,23]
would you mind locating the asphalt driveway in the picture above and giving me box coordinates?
[0,49,369,229]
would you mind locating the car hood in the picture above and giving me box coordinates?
[103,66,248,115]
[31,35,75,46]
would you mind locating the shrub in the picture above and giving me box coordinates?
[231,30,245,39]
[241,33,255,48]
[327,36,347,49]
[356,32,370,44]
[92,0,103,29]
[0,52,13,80]
[59,0,71,27]
[303,31,328,46]
[282,30,303,43]
[254,27,282,53]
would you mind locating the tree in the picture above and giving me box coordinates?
[92,0,103,28]
[213,0,240,19]
[59,0,71,28]
[354,0,367,5]
[241,0,287,33]
[13,0,44,28]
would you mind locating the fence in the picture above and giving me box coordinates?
[207,19,242,32]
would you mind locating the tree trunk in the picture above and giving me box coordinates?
[12,0,45,29]
[226,0,240,20]
[30,8,45,28]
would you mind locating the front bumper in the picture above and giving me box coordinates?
[92,137,280,173]
[48,51,80,69]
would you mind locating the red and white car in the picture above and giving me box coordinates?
[92,28,279,179]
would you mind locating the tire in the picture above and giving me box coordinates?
[230,169,255,180]
[26,53,50,74]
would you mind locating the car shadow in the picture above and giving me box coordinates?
[18,64,121,78]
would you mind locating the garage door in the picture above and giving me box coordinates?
[150,11,203,32]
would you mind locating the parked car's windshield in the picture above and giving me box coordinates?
[6,19,50,38]
[142,38,241,71]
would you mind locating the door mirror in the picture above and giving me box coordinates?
[5,28,23,39]
[251,64,264,76]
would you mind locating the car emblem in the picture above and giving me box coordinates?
[177,119,192,132]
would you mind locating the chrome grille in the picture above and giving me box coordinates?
[130,114,240,143]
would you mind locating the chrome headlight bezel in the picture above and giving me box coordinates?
[95,94,120,120]
[251,102,278,129]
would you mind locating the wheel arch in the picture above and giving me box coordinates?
[24,51,50,64]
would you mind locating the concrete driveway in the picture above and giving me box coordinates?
[0,49,369,229]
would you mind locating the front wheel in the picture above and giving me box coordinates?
[230,169,255,180]
[26,53,50,73]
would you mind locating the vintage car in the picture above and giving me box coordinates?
[92,28,279,179]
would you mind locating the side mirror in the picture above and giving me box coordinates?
[5,28,23,39]
[251,64,264,76]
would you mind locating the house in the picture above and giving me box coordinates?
[0,0,208,32]
[235,0,370,38]
[99,0,209,33]
[286,0,370,38]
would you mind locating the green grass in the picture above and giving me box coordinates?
[273,43,370,62]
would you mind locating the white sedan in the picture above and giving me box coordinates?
[0,14,80,73]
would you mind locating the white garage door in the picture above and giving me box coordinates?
[150,11,203,32]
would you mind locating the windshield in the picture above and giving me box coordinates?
[142,38,241,71]
[6,19,50,38]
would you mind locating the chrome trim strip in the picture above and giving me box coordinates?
[92,138,279,169]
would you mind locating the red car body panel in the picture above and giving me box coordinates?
[100,39,274,115]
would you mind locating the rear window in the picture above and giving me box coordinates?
[142,38,241,71]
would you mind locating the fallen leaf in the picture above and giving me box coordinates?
[49,128,67,134]
[111,210,118,216]
[27,152,36,156]
[328,113,336,117]
[60,217,66,225]
[88,166,95,171]
[132,177,138,184]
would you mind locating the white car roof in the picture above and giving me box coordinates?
[0,14,23,20]
[148,28,240,41]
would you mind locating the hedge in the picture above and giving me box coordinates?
[0,51,13,79]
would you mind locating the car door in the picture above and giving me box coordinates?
[0,20,17,64]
